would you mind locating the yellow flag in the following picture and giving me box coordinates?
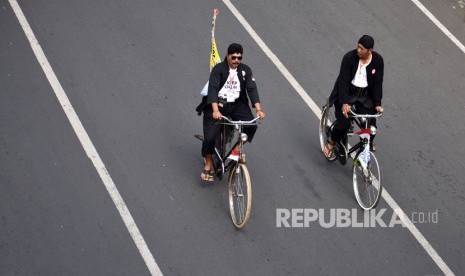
[209,9,220,71]
[210,37,220,71]
[201,9,220,97]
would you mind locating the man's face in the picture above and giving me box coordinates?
[227,52,242,69]
[356,44,372,59]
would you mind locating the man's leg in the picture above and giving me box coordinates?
[201,108,221,180]
[324,102,351,157]
[331,102,352,143]
[229,103,257,157]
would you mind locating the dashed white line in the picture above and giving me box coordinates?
[221,0,455,275]
[8,1,163,275]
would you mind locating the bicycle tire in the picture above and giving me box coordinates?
[319,104,337,161]
[352,150,382,210]
[228,163,252,229]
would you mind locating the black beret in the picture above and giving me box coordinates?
[358,35,374,49]
[227,43,243,55]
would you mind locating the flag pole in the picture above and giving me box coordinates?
[201,9,221,97]
[211,8,219,38]
[209,9,221,72]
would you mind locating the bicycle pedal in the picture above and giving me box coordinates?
[194,134,204,141]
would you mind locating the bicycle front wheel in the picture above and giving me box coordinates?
[319,104,337,161]
[228,163,252,229]
[352,150,382,210]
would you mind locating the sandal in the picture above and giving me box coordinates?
[200,169,215,182]
[323,142,335,158]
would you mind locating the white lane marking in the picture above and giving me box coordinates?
[220,0,322,119]
[411,0,465,54]
[221,0,455,275]
[8,1,163,275]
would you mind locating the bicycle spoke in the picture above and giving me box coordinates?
[235,172,246,223]
[353,152,382,210]
[361,181,375,204]
[228,163,252,228]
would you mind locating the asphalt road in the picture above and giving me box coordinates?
[1,0,464,275]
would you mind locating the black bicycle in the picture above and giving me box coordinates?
[196,115,260,228]
[319,100,383,210]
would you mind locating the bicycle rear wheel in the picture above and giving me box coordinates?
[228,163,252,229]
[319,104,337,161]
[212,127,226,180]
[352,150,382,210]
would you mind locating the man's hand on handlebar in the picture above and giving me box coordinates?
[213,110,222,120]
[256,109,266,120]
[342,104,351,118]
[254,103,266,120]
[343,104,383,117]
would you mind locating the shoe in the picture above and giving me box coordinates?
[370,142,376,152]
[227,149,240,161]
[336,142,348,165]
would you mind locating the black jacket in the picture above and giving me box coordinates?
[207,61,260,106]
[196,61,260,115]
[329,49,384,107]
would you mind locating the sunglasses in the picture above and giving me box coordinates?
[230,55,242,60]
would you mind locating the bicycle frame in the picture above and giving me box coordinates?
[320,101,384,209]
[344,110,382,158]
[213,116,260,179]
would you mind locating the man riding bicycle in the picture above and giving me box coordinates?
[323,35,384,158]
[200,43,266,181]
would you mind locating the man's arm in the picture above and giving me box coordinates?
[337,53,354,106]
[207,64,223,120]
[244,66,260,105]
[372,54,384,107]
[211,102,222,120]
[207,64,221,105]
[338,53,355,118]
[253,102,266,119]
[244,66,265,119]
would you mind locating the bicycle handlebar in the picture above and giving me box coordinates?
[220,115,261,125]
[349,110,383,118]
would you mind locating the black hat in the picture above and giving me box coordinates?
[358,35,374,49]
[227,43,243,55]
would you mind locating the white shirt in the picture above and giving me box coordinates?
[351,59,371,88]
[218,68,240,102]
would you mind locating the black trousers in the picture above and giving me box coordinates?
[330,101,377,143]
[202,102,257,157]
